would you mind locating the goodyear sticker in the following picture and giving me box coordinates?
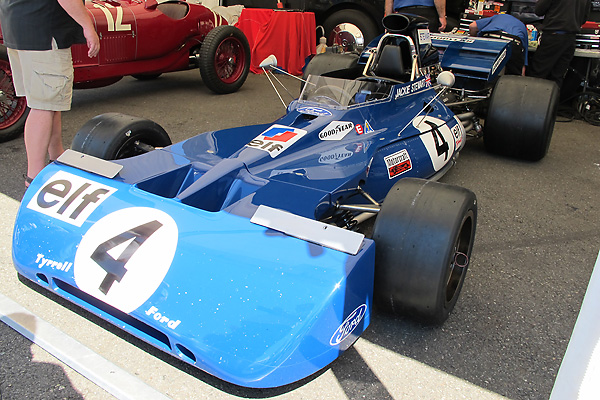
[319,121,354,141]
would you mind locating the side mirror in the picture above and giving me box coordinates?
[437,71,455,88]
[259,55,278,69]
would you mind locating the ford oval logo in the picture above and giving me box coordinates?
[329,303,367,346]
[297,106,332,117]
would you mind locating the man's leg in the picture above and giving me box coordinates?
[48,111,65,161]
[24,109,56,180]
[549,35,576,88]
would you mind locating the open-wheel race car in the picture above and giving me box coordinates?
[0,0,251,142]
[12,13,558,389]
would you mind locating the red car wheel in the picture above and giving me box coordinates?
[199,26,250,94]
[0,49,29,142]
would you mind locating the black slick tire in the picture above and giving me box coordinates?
[71,113,171,160]
[484,75,559,161]
[372,178,477,324]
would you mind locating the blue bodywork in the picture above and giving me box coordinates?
[12,32,509,388]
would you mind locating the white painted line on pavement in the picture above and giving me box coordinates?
[0,292,173,400]
[550,250,600,400]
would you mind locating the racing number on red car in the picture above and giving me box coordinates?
[92,220,163,295]
[93,2,132,32]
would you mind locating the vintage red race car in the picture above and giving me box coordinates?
[0,0,251,142]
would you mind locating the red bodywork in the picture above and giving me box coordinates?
[0,0,227,88]
[73,0,227,87]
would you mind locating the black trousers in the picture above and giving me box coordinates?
[529,32,577,88]
[395,6,440,33]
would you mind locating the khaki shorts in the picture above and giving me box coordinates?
[7,47,74,111]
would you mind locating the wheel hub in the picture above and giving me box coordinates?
[329,23,365,52]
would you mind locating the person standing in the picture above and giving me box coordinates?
[528,0,591,88]
[385,0,447,33]
[0,0,100,186]
[469,14,529,76]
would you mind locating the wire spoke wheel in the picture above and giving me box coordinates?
[0,52,29,142]
[199,26,250,94]
[214,37,244,84]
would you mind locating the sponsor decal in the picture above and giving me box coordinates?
[355,124,364,135]
[319,148,354,164]
[319,121,354,141]
[297,106,332,117]
[330,304,367,346]
[451,116,466,149]
[364,120,375,134]
[246,124,307,158]
[145,306,181,330]
[74,207,178,314]
[418,28,432,45]
[415,116,457,172]
[395,75,432,99]
[384,149,413,179]
[430,33,475,43]
[492,48,507,75]
[35,254,72,272]
[26,171,117,227]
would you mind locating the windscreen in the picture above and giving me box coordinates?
[299,75,393,109]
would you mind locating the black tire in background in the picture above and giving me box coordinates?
[322,9,379,49]
[372,178,477,325]
[199,25,251,94]
[131,73,162,80]
[484,75,559,161]
[0,46,29,143]
[71,113,171,160]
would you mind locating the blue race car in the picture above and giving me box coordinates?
[12,14,558,389]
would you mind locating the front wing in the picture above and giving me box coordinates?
[12,164,375,388]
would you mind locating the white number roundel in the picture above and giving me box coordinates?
[74,207,178,314]
[415,116,457,172]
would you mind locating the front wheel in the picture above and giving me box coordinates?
[71,113,171,160]
[199,26,250,94]
[0,47,29,142]
[372,178,477,324]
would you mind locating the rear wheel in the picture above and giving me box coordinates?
[484,75,559,161]
[199,26,250,94]
[323,10,380,51]
[71,113,171,160]
[372,178,477,324]
[0,47,29,143]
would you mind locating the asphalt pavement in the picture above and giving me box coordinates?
[1,70,599,400]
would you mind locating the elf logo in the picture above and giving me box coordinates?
[27,171,116,227]
[246,124,307,158]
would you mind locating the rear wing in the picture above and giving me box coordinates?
[430,33,512,90]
